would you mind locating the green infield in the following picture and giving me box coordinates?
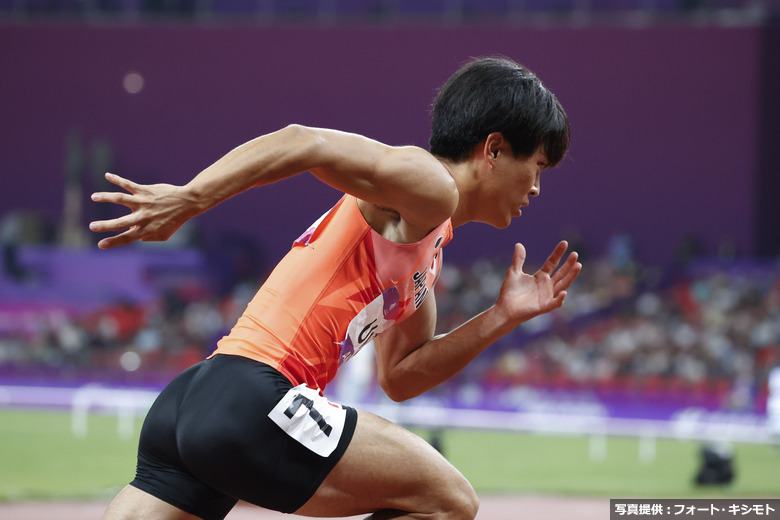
[1,408,778,501]
[430,429,780,498]
[0,408,141,500]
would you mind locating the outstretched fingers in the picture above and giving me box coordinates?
[89,172,154,247]
[104,172,141,193]
[550,290,569,309]
[89,174,143,236]
[89,213,139,234]
[96,226,141,250]
[539,241,569,276]
[91,173,144,208]
[552,252,582,294]
[511,243,527,272]
[91,191,137,208]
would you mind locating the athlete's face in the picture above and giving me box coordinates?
[484,145,547,229]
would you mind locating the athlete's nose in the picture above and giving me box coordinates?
[530,173,541,197]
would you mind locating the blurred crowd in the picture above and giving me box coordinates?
[0,278,257,384]
[464,259,779,410]
[1,237,779,412]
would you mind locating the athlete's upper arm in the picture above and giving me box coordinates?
[373,292,438,402]
[303,127,458,230]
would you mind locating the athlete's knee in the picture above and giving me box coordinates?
[444,478,479,520]
[102,485,196,520]
[462,486,480,519]
[428,468,478,519]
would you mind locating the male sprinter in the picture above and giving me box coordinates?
[90,56,581,520]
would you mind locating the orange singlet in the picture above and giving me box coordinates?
[212,195,453,393]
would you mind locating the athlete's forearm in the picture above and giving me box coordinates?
[380,243,580,402]
[379,304,515,402]
[180,124,322,215]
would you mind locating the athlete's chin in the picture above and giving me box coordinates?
[479,213,514,229]
[489,218,513,230]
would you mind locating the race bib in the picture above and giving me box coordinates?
[268,384,347,457]
[338,286,401,365]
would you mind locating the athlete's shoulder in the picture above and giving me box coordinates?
[376,145,457,233]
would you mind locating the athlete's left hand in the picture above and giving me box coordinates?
[89,172,198,249]
[494,241,582,326]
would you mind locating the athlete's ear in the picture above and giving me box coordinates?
[484,132,503,166]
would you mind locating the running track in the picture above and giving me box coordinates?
[0,495,608,519]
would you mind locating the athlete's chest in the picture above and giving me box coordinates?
[336,222,450,365]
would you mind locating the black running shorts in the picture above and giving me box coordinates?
[130,354,358,520]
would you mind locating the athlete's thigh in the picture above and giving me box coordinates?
[295,410,475,517]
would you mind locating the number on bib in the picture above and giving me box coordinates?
[268,385,347,457]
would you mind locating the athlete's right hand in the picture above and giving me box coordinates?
[493,241,581,327]
[89,172,199,249]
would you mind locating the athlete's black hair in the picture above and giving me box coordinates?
[429,56,570,167]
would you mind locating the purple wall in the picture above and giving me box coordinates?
[0,24,760,268]
[756,23,780,257]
